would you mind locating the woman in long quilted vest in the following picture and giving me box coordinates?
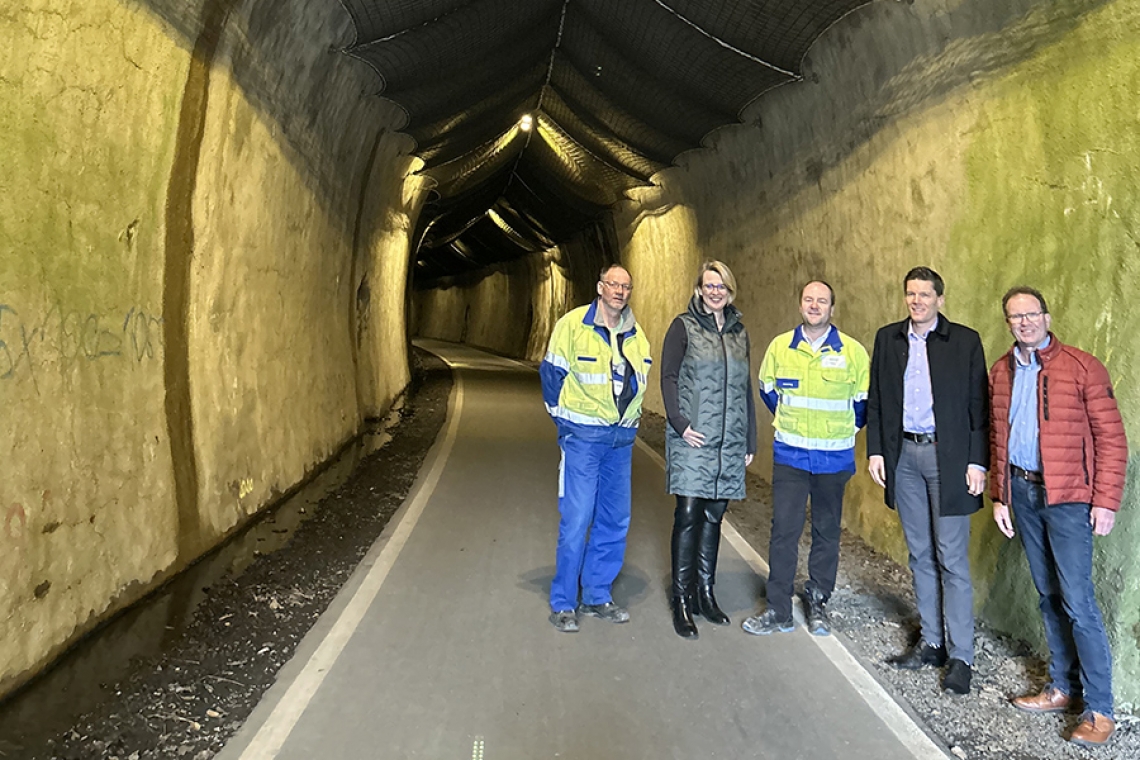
[660,261,757,639]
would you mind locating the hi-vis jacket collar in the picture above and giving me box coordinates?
[789,324,845,352]
[583,298,637,335]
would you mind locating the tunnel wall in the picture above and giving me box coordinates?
[613,0,1140,709]
[0,0,423,695]
[411,0,1140,710]
[413,225,611,362]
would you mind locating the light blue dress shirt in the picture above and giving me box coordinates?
[903,318,937,435]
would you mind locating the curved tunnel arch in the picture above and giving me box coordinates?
[1,0,1138,714]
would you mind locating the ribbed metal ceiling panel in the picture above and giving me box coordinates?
[338,0,876,285]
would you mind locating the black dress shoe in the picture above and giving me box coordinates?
[943,658,972,694]
[888,642,948,670]
[672,595,699,639]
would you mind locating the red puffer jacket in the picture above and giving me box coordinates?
[990,334,1128,510]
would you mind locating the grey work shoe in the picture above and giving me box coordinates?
[741,609,795,635]
[800,588,831,636]
[549,609,579,633]
[578,601,630,623]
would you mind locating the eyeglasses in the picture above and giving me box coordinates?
[703,283,728,293]
[1006,311,1045,324]
[602,280,633,292]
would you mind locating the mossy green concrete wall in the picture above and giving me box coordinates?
[0,0,424,695]
[610,0,1140,709]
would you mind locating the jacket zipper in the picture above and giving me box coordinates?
[716,330,728,499]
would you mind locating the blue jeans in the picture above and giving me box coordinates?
[550,432,633,612]
[1010,476,1114,717]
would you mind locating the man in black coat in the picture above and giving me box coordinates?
[866,267,988,695]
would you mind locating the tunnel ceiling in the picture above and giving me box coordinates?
[339,0,874,285]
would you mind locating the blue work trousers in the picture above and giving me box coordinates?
[1010,476,1114,717]
[550,432,633,612]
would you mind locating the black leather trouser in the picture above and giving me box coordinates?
[671,496,729,598]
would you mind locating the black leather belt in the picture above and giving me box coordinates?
[902,431,936,444]
[1011,464,1044,484]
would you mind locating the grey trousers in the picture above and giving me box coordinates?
[894,439,974,664]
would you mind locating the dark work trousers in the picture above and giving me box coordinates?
[893,439,974,664]
[766,463,852,620]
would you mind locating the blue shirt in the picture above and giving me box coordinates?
[1008,336,1049,472]
[903,319,936,435]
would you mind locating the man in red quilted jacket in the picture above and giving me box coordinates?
[989,286,1127,747]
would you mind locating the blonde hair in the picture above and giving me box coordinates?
[694,260,737,304]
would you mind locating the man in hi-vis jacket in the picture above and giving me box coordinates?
[540,264,652,633]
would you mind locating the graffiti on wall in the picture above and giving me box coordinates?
[0,302,163,392]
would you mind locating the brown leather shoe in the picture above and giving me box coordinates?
[1069,712,1115,746]
[1012,687,1071,713]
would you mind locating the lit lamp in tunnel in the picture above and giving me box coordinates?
[519,114,533,132]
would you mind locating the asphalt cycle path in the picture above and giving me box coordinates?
[218,341,948,760]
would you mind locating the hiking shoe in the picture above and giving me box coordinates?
[741,609,795,635]
[578,601,630,623]
[800,588,831,636]
[549,609,579,633]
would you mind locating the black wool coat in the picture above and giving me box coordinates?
[866,316,989,516]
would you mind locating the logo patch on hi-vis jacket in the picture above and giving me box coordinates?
[776,378,800,389]
[820,354,847,369]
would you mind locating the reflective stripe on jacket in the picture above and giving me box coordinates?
[540,301,653,444]
[759,325,869,473]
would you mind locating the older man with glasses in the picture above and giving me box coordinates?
[540,264,653,632]
[990,286,1127,746]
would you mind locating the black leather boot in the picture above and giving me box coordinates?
[696,501,730,625]
[671,497,701,639]
[672,592,698,638]
[697,584,730,626]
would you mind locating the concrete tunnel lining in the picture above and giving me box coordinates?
[1,0,1139,742]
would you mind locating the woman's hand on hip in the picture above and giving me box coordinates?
[682,426,706,447]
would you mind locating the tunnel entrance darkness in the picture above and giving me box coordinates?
[337,0,873,286]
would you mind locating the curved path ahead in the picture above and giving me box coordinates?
[218,341,948,760]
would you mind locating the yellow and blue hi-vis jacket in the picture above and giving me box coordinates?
[759,324,870,473]
[540,300,653,445]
